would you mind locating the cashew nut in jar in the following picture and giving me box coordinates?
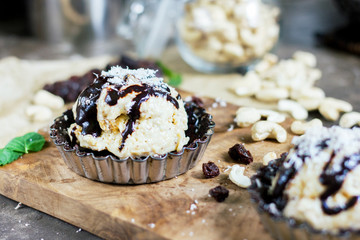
[177,0,280,69]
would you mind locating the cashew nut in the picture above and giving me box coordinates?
[297,98,322,111]
[290,87,325,101]
[234,107,261,127]
[278,99,308,120]
[232,72,261,97]
[33,90,65,110]
[293,51,317,68]
[263,152,277,165]
[258,109,286,123]
[26,105,53,122]
[251,121,287,143]
[229,165,251,188]
[318,97,353,121]
[339,112,360,128]
[254,53,278,73]
[255,88,289,102]
[290,118,323,135]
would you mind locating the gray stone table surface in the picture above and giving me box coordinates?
[0,0,359,239]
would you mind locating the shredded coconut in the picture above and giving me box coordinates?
[286,126,360,171]
[101,66,165,88]
[190,203,197,211]
[14,202,22,210]
[227,124,235,132]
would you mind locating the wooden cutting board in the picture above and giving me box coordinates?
[0,94,294,240]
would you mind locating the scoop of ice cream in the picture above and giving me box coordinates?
[267,126,360,233]
[68,66,189,159]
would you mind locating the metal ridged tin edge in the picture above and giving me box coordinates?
[50,119,214,184]
[248,178,360,240]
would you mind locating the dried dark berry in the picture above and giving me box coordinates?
[228,143,253,164]
[191,96,205,108]
[209,185,229,202]
[202,161,220,178]
[43,69,101,103]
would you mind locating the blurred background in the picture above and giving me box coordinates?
[0,0,353,61]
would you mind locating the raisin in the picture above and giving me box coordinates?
[202,161,220,178]
[209,186,229,202]
[228,144,253,164]
[191,96,205,108]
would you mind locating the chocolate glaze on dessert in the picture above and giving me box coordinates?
[74,74,180,151]
[75,76,108,137]
[320,152,360,215]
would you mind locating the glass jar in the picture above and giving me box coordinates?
[176,0,280,73]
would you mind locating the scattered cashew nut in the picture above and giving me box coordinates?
[251,121,287,143]
[232,72,261,97]
[235,107,286,127]
[339,112,360,128]
[26,105,53,122]
[229,165,251,188]
[258,109,286,123]
[293,51,317,68]
[263,152,277,166]
[297,98,322,111]
[290,87,325,101]
[290,118,323,135]
[318,97,353,121]
[255,88,289,102]
[278,99,308,120]
[33,90,65,110]
[234,107,261,127]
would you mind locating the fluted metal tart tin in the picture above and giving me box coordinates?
[50,112,214,184]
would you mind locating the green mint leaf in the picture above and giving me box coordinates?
[0,148,23,166]
[0,132,46,167]
[156,61,182,87]
[23,132,46,153]
[168,74,182,87]
[5,136,26,153]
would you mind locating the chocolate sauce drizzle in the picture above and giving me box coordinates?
[104,83,179,151]
[74,74,179,151]
[75,76,108,137]
[319,152,360,215]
